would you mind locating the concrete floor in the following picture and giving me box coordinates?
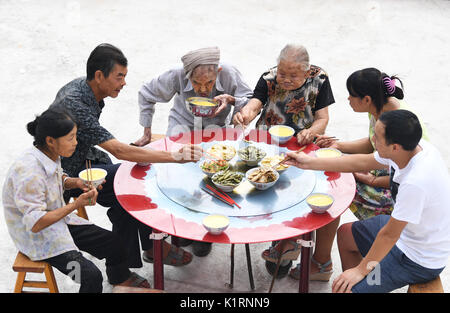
[1,0,450,293]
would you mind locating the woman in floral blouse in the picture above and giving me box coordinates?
[233,43,335,145]
[2,108,152,292]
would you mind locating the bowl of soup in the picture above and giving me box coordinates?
[315,148,342,158]
[269,125,295,144]
[186,96,219,117]
[306,193,334,214]
[202,214,230,235]
[78,168,107,188]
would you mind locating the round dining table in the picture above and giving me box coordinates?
[114,128,356,293]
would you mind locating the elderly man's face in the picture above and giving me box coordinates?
[276,59,308,91]
[190,65,219,98]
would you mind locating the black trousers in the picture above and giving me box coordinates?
[44,224,130,293]
[65,163,154,268]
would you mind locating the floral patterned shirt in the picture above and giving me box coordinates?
[50,77,115,177]
[2,146,91,261]
[253,65,334,133]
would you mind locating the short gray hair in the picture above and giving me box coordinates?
[277,44,310,71]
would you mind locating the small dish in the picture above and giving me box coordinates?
[245,167,280,190]
[306,193,334,214]
[199,159,229,178]
[202,214,230,235]
[315,148,342,158]
[211,170,244,192]
[237,146,267,166]
[269,125,295,144]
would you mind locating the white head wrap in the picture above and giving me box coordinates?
[181,46,220,79]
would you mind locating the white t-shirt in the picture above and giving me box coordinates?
[374,140,450,269]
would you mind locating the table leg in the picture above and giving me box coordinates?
[299,231,312,293]
[152,230,164,290]
[245,244,255,290]
[229,244,235,289]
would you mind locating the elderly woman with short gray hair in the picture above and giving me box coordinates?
[233,44,335,145]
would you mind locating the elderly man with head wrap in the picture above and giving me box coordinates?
[133,47,252,257]
[134,46,253,146]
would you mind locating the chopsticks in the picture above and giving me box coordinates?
[201,187,234,207]
[206,184,241,209]
[85,160,93,205]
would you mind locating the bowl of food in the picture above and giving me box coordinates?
[207,143,236,161]
[186,96,219,117]
[306,193,334,214]
[260,154,290,174]
[246,167,280,190]
[78,168,107,188]
[211,169,244,192]
[237,145,267,166]
[269,125,295,144]
[202,214,230,235]
[199,159,229,177]
[315,148,342,158]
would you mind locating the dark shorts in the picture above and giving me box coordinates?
[351,215,444,293]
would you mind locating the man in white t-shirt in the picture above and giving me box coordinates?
[284,110,450,293]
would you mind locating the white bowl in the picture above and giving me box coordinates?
[78,168,107,188]
[245,167,280,190]
[306,193,334,214]
[269,125,295,144]
[202,214,230,235]
[211,170,244,192]
[315,148,342,158]
[199,160,229,178]
[237,146,267,166]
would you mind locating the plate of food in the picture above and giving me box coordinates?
[260,154,290,173]
[199,159,230,177]
[207,143,236,161]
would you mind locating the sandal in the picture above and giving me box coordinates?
[123,272,151,288]
[142,244,192,267]
[261,240,301,263]
[289,257,333,282]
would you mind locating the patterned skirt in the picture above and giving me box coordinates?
[349,170,394,221]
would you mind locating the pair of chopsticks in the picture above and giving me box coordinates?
[201,187,234,207]
[85,160,93,205]
[201,184,241,209]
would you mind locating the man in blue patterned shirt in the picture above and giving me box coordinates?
[50,43,200,274]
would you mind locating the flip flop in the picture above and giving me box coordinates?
[142,244,192,266]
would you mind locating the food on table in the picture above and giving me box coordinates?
[200,160,229,173]
[247,167,277,183]
[212,169,244,186]
[207,144,236,161]
[261,154,290,170]
[79,168,106,181]
[307,194,334,206]
[269,125,295,137]
[315,148,342,158]
[203,214,229,229]
[238,145,266,161]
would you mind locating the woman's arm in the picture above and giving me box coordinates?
[297,107,329,145]
[232,98,263,126]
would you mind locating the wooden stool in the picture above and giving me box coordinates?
[13,252,59,293]
[407,276,444,293]
[112,286,165,293]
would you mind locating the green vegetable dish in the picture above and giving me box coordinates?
[212,169,244,186]
[238,146,266,161]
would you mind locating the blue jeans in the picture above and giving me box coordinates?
[351,215,444,293]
